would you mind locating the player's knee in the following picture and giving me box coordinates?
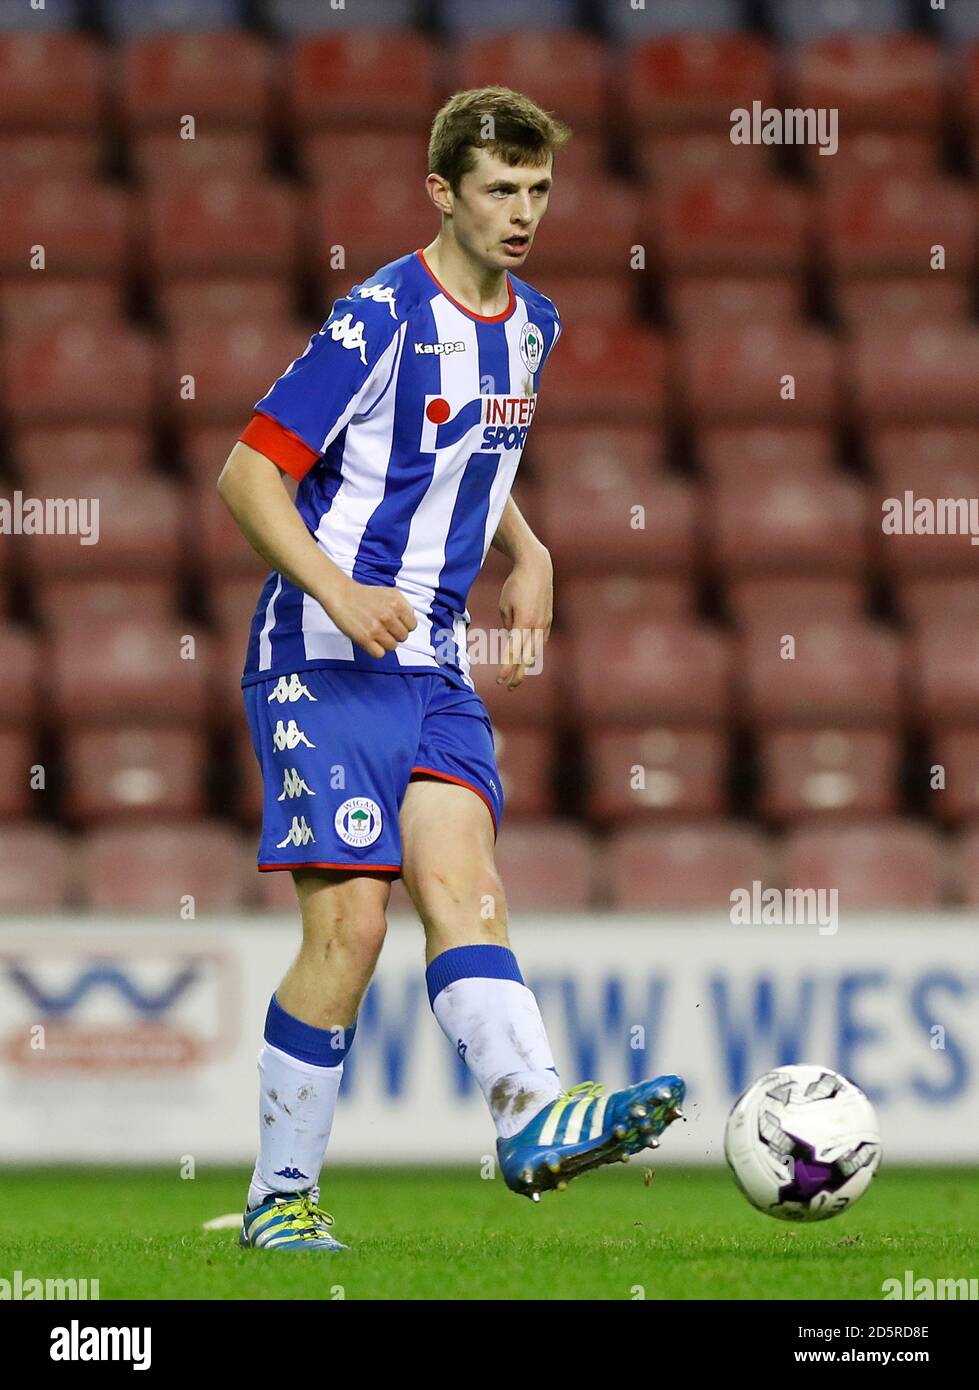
[415,859,508,933]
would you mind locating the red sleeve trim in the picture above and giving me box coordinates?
[240,412,321,482]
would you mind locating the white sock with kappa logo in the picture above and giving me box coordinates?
[247,1042,343,1211]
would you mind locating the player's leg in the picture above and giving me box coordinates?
[245,868,390,1221]
[400,774,565,1136]
[240,668,418,1247]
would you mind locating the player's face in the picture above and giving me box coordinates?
[453,147,553,271]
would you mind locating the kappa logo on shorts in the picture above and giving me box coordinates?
[278,768,315,800]
[267,674,316,704]
[277,816,315,849]
[335,797,383,848]
[272,719,315,751]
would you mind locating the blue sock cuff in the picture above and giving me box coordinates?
[425,944,524,1009]
[264,994,355,1067]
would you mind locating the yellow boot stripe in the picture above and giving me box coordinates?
[563,1096,595,1145]
[538,1098,571,1146]
[588,1093,610,1139]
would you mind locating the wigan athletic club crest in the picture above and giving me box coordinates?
[519,321,543,373]
[335,797,383,847]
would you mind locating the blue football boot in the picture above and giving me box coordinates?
[497,1075,686,1200]
[239,1190,347,1251]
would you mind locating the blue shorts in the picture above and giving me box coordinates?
[242,668,504,874]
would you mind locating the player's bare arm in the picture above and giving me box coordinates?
[491,495,553,690]
[217,441,416,659]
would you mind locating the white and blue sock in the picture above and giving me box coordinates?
[246,994,355,1212]
[426,944,562,1139]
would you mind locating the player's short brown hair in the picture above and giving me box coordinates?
[429,86,572,194]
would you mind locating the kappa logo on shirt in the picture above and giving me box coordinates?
[414,340,467,356]
[354,283,398,319]
[322,312,369,365]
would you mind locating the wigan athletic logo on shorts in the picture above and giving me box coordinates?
[335,797,383,847]
[519,321,543,373]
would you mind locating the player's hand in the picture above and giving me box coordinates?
[497,547,553,690]
[323,577,417,659]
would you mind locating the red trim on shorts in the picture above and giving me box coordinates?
[259,861,401,873]
[240,411,321,481]
[410,766,498,834]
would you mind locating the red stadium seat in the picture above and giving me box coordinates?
[183,424,244,486]
[211,575,264,637]
[234,722,263,826]
[143,178,298,279]
[536,326,668,424]
[540,475,697,576]
[81,822,248,912]
[253,859,303,912]
[606,821,773,908]
[2,324,156,426]
[62,729,209,824]
[48,618,214,728]
[585,727,727,823]
[669,275,804,329]
[211,634,251,731]
[696,425,836,480]
[708,475,866,577]
[835,278,971,329]
[157,277,295,331]
[758,730,901,823]
[727,578,866,632]
[0,179,132,279]
[119,32,273,129]
[897,578,979,630]
[0,731,34,819]
[950,823,979,903]
[12,425,153,486]
[819,177,975,278]
[528,274,639,328]
[162,321,315,427]
[0,278,123,334]
[636,131,772,185]
[677,327,839,425]
[529,424,666,483]
[453,32,607,130]
[571,620,732,725]
[792,36,943,132]
[11,470,181,581]
[867,426,979,480]
[0,626,43,724]
[288,34,438,130]
[35,578,177,631]
[306,174,435,280]
[493,820,598,910]
[0,33,106,131]
[650,179,811,275]
[507,174,640,276]
[911,623,979,727]
[192,484,270,579]
[131,131,268,186]
[492,726,556,819]
[868,471,979,578]
[802,131,940,186]
[931,732,979,825]
[848,328,979,423]
[622,35,775,131]
[464,635,566,732]
[0,133,102,183]
[560,576,696,630]
[961,42,979,134]
[739,622,904,729]
[302,129,428,185]
[0,825,73,912]
[784,821,944,907]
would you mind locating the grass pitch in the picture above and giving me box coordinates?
[2,1165,976,1300]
